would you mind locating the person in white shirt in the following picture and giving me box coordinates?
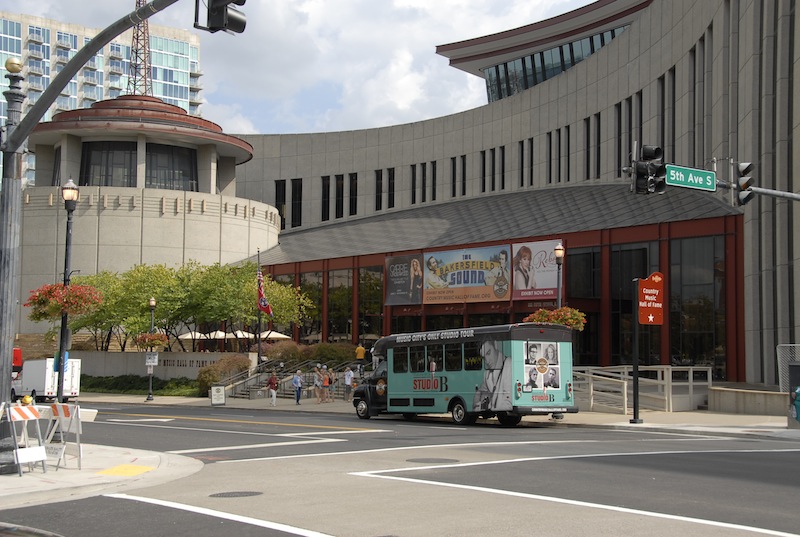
[344,367,354,402]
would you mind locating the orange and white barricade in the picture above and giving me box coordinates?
[4,403,48,476]
[45,403,82,470]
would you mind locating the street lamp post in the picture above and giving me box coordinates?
[56,179,79,403]
[554,243,565,309]
[0,58,25,405]
[146,297,156,401]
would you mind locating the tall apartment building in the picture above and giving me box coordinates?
[0,10,202,186]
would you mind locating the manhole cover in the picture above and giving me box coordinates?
[406,458,459,464]
[209,491,263,498]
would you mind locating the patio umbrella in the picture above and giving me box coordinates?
[232,330,254,339]
[177,331,207,340]
[258,330,291,340]
[205,330,228,340]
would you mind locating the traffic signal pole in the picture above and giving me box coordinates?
[0,0,181,405]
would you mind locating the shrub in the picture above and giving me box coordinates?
[261,340,308,363]
[81,374,198,396]
[523,307,587,331]
[309,342,356,367]
[133,332,169,350]
[197,354,251,396]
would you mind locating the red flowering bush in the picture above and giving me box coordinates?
[523,307,586,331]
[134,332,169,350]
[25,283,103,322]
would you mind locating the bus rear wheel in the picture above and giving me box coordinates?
[355,399,371,419]
[496,412,522,427]
[451,400,477,425]
[402,413,417,421]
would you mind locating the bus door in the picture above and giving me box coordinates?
[365,359,388,412]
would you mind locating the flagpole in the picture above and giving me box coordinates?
[257,249,262,364]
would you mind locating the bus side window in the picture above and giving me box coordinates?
[410,346,426,372]
[464,342,483,370]
[392,347,409,373]
[444,343,462,371]
[428,345,443,372]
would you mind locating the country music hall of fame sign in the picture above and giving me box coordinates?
[638,272,665,325]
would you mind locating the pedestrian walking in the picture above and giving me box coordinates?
[344,367,354,402]
[292,370,303,405]
[321,365,331,403]
[267,370,278,406]
[314,366,324,403]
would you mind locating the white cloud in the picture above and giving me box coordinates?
[200,102,258,135]
[3,0,592,133]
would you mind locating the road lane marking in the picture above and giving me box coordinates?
[106,418,175,422]
[351,448,800,537]
[105,493,333,537]
[95,411,374,431]
[92,421,387,437]
[353,473,800,537]
[168,438,344,454]
[218,439,609,463]
[353,447,800,475]
[217,437,730,464]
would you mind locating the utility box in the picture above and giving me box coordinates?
[789,363,800,430]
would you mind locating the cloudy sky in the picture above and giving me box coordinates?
[6,0,592,135]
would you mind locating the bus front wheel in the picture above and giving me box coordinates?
[355,399,371,419]
[451,400,477,425]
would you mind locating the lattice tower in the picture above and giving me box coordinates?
[127,0,153,95]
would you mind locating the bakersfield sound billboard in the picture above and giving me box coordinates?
[422,246,511,304]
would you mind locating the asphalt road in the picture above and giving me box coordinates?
[2,404,798,537]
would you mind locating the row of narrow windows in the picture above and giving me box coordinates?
[272,19,714,231]
[484,26,628,103]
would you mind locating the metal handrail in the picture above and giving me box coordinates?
[573,365,712,413]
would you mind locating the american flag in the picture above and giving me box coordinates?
[257,270,274,316]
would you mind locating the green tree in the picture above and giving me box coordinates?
[118,264,181,349]
[72,271,124,351]
[36,261,313,353]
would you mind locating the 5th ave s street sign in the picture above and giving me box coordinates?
[665,164,716,191]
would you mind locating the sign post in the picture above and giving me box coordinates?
[665,164,716,192]
[145,352,158,402]
[631,272,665,424]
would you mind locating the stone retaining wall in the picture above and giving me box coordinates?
[708,387,788,416]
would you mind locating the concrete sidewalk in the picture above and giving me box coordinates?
[1,392,797,511]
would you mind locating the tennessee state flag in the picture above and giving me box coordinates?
[257,270,274,316]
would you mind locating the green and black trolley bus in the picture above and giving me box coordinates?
[352,322,578,426]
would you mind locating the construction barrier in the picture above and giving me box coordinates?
[3,403,48,476]
[44,403,82,470]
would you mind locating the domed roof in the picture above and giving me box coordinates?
[30,95,253,164]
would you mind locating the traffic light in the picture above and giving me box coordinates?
[735,162,755,205]
[632,145,667,194]
[208,0,246,33]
